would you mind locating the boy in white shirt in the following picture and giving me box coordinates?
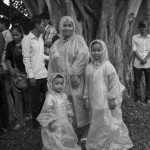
[132,20,150,104]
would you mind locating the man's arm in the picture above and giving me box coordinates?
[132,36,143,62]
[144,51,150,61]
[0,32,4,61]
[134,51,142,61]
[22,37,36,86]
[22,37,34,78]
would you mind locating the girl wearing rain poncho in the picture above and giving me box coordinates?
[48,16,89,128]
[83,40,133,150]
[36,73,81,150]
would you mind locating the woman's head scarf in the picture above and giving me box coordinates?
[59,16,75,38]
[47,73,65,93]
[90,39,109,64]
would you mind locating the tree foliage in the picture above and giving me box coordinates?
[10,0,27,16]
[1,0,29,18]
[9,0,29,17]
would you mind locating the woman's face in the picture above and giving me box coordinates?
[62,20,74,38]
[11,29,22,43]
[91,43,103,61]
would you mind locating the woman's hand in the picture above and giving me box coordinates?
[71,75,80,89]
[108,99,116,110]
[84,98,90,109]
[48,122,56,132]
[68,116,73,123]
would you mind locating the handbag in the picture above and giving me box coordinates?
[13,73,28,92]
[12,52,28,92]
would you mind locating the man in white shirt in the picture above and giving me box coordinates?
[22,15,49,128]
[132,20,150,104]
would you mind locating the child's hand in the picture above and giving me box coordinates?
[85,98,90,109]
[48,122,56,132]
[108,99,116,110]
[69,117,73,123]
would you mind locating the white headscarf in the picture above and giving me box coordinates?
[47,73,65,94]
[90,39,109,65]
[59,16,75,39]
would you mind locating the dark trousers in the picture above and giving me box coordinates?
[0,76,9,129]
[133,67,150,100]
[29,78,47,127]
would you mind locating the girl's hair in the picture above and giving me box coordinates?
[10,23,23,35]
[55,74,64,80]
[0,17,10,29]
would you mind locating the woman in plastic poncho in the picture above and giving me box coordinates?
[47,16,89,137]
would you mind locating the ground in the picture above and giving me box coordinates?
[0,98,150,150]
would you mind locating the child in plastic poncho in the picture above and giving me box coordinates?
[83,40,133,150]
[36,73,81,150]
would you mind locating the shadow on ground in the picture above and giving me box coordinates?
[0,98,150,150]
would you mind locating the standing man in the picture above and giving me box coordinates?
[132,20,150,104]
[22,15,49,129]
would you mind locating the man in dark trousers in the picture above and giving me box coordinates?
[132,20,150,104]
[22,15,48,129]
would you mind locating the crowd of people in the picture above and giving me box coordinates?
[0,12,149,150]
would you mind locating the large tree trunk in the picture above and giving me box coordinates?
[22,0,149,99]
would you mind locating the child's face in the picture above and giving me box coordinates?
[52,77,64,93]
[91,43,103,61]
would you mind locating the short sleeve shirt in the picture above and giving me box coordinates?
[132,34,150,68]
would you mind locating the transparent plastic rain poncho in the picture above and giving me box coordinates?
[37,73,81,150]
[48,16,90,127]
[84,40,133,150]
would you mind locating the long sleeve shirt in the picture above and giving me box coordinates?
[22,32,49,79]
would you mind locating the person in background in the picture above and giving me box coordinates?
[132,20,150,104]
[84,39,133,150]
[40,13,57,71]
[37,73,81,150]
[0,17,16,123]
[0,66,9,136]
[6,24,31,130]
[22,15,48,129]
[0,23,9,134]
[48,16,89,140]
[40,13,57,56]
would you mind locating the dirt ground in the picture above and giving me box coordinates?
[0,98,150,150]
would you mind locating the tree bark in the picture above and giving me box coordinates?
[22,0,148,98]
[23,0,39,17]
